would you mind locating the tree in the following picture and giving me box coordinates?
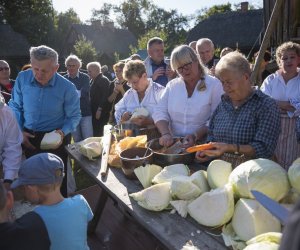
[195,3,232,23]
[54,8,81,52]
[73,36,97,67]
[1,0,55,45]
[90,3,113,25]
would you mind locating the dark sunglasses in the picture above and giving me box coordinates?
[176,62,193,73]
[0,67,9,72]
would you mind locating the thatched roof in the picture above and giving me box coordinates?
[0,24,30,57]
[64,23,137,58]
[187,9,263,51]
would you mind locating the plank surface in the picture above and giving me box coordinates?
[66,144,229,250]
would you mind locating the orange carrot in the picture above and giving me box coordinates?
[186,143,215,153]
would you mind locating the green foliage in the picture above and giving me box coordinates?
[2,0,55,45]
[53,8,81,52]
[90,3,113,24]
[73,36,97,67]
[196,3,232,23]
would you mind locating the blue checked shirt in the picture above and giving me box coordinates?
[9,70,81,135]
[207,90,281,158]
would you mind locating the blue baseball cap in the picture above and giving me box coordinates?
[11,153,65,189]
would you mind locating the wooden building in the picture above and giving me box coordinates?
[263,0,300,46]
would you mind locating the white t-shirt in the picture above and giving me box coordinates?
[152,75,223,136]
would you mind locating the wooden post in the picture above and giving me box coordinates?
[251,0,285,86]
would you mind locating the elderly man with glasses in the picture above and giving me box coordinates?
[9,45,81,197]
[63,55,93,143]
[0,60,14,103]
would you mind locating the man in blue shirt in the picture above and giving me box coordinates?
[9,45,81,197]
[64,55,92,143]
[144,37,176,87]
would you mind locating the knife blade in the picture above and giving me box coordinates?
[251,190,289,225]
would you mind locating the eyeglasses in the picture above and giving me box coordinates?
[0,67,9,72]
[66,64,77,68]
[176,62,193,73]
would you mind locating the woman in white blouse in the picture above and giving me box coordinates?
[114,60,165,126]
[152,45,223,147]
[261,41,300,169]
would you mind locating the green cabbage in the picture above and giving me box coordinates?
[207,160,232,189]
[152,164,190,184]
[170,200,189,218]
[232,198,281,241]
[288,158,300,193]
[170,176,201,200]
[40,130,61,150]
[228,159,290,201]
[244,242,279,250]
[134,164,162,188]
[129,183,171,211]
[79,137,103,160]
[187,185,234,227]
[190,170,210,194]
[246,232,282,245]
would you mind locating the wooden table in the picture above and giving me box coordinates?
[66,144,229,250]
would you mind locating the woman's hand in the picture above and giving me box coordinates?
[195,142,228,159]
[277,101,295,112]
[182,134,195,148]
[121,111,132,123]
[159,133,173,147]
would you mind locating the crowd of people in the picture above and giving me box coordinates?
[0,37,299,249]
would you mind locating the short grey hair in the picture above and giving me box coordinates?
[147,37,164,50]
[170,45,205,73]
[65,54,82,68]
[215,51,251,77]
[87,62,101,73]
[196,38,215,50]
[30,45,58,64]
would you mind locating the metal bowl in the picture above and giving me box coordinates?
[147,138,195,167]
[119,147,153,179]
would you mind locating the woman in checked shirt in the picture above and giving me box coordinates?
[196,51,281,168]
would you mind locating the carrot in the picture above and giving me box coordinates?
[186,143,215,153]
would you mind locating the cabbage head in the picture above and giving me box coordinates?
[288,158,300,193]
[228,158,289,201]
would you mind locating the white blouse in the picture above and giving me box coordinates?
[152,75,223,137]
[260,70,300,101]
[114,79,165,124]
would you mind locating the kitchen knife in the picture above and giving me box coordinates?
[251,190,289,225]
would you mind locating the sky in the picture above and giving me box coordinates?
[52,0,263,23]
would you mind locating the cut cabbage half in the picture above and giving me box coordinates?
[189,170,210,194]
[40,130,61,150]
[187,185,234,227]
[232,198,281,241]
[170,176,201,200]
[134,164,162,188]
[129,182,171,211]
[152,164,190,184]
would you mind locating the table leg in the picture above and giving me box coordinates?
[88,190,109,234]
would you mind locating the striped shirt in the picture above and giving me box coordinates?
[208,90,281,158]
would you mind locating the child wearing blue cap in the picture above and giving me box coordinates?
[0,181,50,250]
[11,153,93,250]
